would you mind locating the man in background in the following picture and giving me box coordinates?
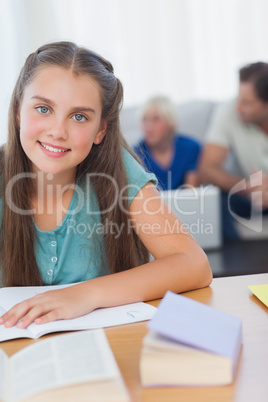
[199,62,268,240]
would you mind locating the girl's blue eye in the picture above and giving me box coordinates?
[37,106,50,114]
[73,114,87,122]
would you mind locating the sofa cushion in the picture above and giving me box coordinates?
[120,100,216,145]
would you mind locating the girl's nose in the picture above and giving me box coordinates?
[48,125,68,139]
[48,121,68,140]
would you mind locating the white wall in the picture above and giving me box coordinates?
[1,0,268,144]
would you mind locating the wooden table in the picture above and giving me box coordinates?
[1,273,268,402]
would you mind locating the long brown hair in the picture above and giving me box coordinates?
[0,41,149,286]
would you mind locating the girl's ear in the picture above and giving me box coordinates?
[94,121,107,145]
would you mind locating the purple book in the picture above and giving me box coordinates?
[147,290,242,376]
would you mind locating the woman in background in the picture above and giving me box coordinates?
[134,96,201,190]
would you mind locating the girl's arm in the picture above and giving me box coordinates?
[0,182,212,329]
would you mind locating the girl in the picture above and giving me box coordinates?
[0,41,212,329]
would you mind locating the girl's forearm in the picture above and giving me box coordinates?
[83,251,212,310]
[0,251,212,329]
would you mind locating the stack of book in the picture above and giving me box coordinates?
[140,290,242,387]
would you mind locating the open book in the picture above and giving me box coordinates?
[0,283,157,342]
[140,291,242,387]
[0,329,130,402]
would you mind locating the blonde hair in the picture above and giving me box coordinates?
[141,96,178,133]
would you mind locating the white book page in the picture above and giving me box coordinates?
[28,301,157,338]
[10,329,121,402]
[0,283,157,340]
[0,285,75,341]
[0,284,73,311]
[0,306,33,343]
[0,348,9,402]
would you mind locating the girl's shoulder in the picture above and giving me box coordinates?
[122,147,157,204]
[123,147,157,182]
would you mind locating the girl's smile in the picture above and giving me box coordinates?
[19,66,106,179]
[38,141,71,158]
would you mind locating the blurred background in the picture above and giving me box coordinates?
[1,0,268,274]
[1,0,268,145]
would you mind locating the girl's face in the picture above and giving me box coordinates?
[142,107,174,147]
[19,66,106,178]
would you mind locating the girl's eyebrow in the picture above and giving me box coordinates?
[31,96,96,114]
[31,95,56,106]
[71,106,96,115]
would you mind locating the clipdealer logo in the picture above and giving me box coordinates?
[228,171,263,232]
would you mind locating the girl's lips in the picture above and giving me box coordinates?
[38,141,71,158]
[38,141,70,151]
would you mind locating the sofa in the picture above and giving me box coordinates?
[120,100,268,245]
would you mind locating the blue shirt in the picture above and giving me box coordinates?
[1,149,157,285]
[134,135,201,190]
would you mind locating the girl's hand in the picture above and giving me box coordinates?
[0,283,96,329]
